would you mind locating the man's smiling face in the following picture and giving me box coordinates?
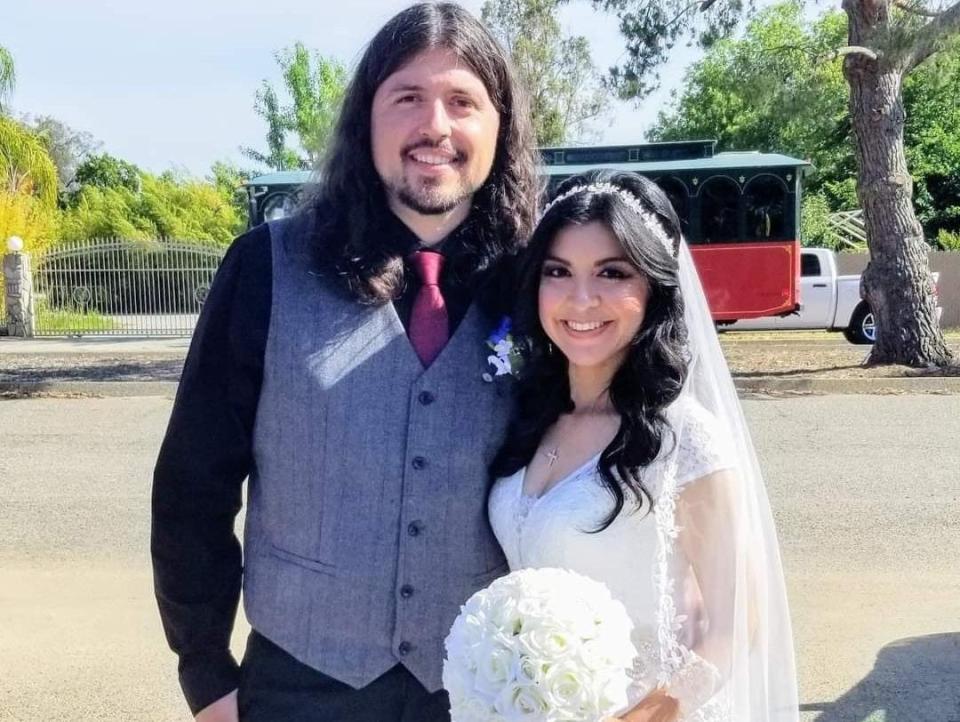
[370,48,501,218]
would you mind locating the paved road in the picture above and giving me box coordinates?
[0,394,958,721]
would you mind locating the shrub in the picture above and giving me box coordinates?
[936,229,960,251]
[800,193,835,249]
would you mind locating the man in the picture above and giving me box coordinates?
[151,3,539,721]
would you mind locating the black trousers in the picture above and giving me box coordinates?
[238,630,451,722]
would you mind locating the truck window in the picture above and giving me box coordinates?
[801,253,822,277]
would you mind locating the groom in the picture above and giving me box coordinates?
[151,3,539,721]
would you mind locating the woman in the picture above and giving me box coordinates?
[488,170,799,721]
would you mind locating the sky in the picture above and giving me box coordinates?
[4,0,713,178]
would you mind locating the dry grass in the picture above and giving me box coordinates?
[720,330,960,378]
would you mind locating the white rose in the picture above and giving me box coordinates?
[445,569,638,721]
[511,653,545,687]
[515,594,547,620]
[576,638,615,672]
[596,671,633,716]
[472,639,519,698]
[541,659,598,716]
[451,694,496,722]
[489,595,526,636]
[493,682,549,721]
[517,622,578,660]
[443,660,475,706]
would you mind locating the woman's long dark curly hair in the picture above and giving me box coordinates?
[306,2,539,314]
[490,170,690,531]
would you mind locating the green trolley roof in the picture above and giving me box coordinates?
[247,170,315,186]
[542,152,811,177]
[244,141,812,188]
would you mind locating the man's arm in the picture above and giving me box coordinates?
[151,225,272,715]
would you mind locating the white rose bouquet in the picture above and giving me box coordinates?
[443,567,637,722]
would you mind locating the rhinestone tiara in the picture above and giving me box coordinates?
[539,182,676,257]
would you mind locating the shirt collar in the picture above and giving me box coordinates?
[385,208,474,259]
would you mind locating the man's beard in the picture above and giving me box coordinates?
[391,175,477,216]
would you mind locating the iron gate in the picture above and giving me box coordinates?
[32,238,226,336]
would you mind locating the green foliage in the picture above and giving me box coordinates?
[903,35,960,239]
[62,167,244,245]
[0,45,14,113]
[140,173,243,243]
[0,189,59,253]
[23,115,101,192]
[243,82,301,171]
[482,0,610,145]
[800,193,835,249]
[280,44,347,165]
[650,2,853,200]
[582,0,756,99]
[650,1,960,238]
[34,297,121,333]
[208,160,255,222]
[59,185,149,240]
[243,43,348,170]
[936,229,960,251]
[73,153,142,193]
[0,116,59,207]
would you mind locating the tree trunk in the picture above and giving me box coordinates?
[842,0,952,367]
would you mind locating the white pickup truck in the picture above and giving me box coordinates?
[726,248,939,344]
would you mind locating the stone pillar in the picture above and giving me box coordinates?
[3,237,35,337]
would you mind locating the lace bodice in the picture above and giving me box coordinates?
[488,398,735,720]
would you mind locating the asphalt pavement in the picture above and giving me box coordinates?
[0,394,958,721]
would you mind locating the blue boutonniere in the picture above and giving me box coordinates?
[483,316,525,381]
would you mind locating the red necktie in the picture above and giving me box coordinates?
[408,250,449,367]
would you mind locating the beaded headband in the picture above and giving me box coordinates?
[539,182,677,257]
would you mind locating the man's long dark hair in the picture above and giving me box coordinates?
[308,2,539,312]
[490,170,690,531]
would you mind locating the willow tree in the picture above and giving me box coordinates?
[0,45,14,113]
[588,0,957,367]
[0,116,58,207]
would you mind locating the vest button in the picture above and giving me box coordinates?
[411,456,427,470]
[407,521,423,537]
[400,584,414,599]
[418,391,435,406]
[398,641,413,656]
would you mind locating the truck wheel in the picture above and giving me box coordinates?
[844,303,875,345]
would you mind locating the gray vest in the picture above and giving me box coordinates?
[243,217,514,692]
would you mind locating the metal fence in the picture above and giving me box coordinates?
[31,238,226,336]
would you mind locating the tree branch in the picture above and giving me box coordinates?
[904,1,960,72]
[894,0,942,18]
[825,45,881,62]
[666,1,710,31]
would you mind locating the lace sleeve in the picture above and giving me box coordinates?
[666,652,724,719]
[674,400,736,489]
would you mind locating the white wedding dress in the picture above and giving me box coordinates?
[488,397,735,720]
[483,243,798,721]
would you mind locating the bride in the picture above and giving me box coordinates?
[487,170,799,721]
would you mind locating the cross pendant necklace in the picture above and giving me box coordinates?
[544,447,560,467]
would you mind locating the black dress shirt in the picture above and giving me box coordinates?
[151,211,479,714]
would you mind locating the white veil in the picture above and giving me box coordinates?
[647,241,800,721]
